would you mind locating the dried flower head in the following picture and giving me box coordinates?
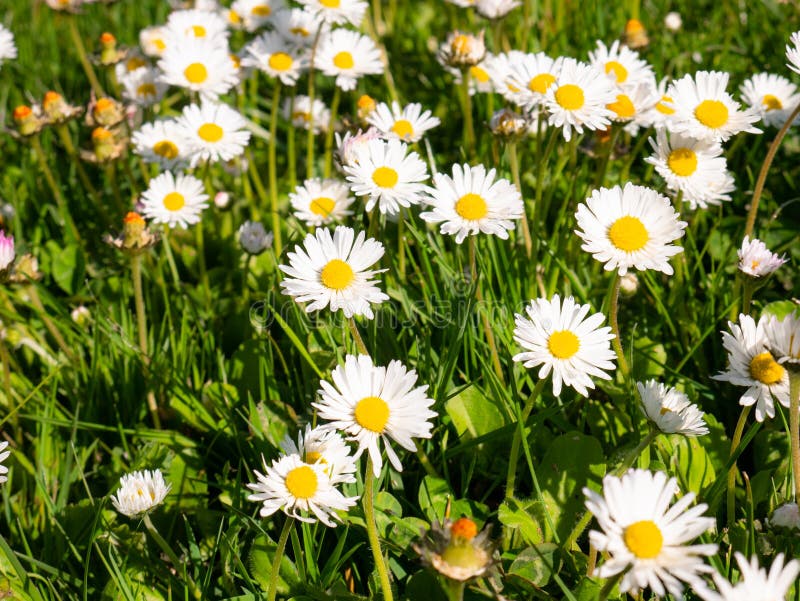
[623,18,649,49]
[104,212,159,254]
[413,516,497,582]
[42,91,83,125]
[12,105,46,137]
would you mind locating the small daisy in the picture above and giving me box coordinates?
[0,24,18,66]
[279,225,388,319]
[343,138,429,216]
[140,25,170,57]
[419,163,523,244]
[638,77,677,131]
[158,37,238,100]
[414,517,497,582]
[786,31,800,76]
[297,0,367,26]
[588,40,653,90]
[120,66,168,106]
[242,31,308,86]
[313,354,437,477]
[366,101,440,143]
[438,30,486,68]
[501,51,562,110]
[475,0,521,19]
[284,95,330,133]
[0,440,9,484]
[544,57,617,141]
[574,183,688,275]
[111,469,171,518]
[230,0,285,32]
[637,380,709,437]
[737,236,787,277]
[512,294,616,397]
[238,221,273,254]
[272,8,328,47]
[132,119,190,170]
[316,29,383,92]
[695,553,800,601]
[114,51,150,81]
[645,130,735,210]
[667,71,761,143]
[605,82,658,127]
[140,171,209,229]
[280,424,357,485]
[290,178,354,226]
[247,453,358,526]
[740,73,800,128]
[713,314,789,422]
[164,8,230,43]
[584,469,717,598]
[766,312,800,366]
[445,51,499,96]
[178,102,251,166]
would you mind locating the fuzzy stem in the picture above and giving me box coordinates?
[143,514,201,600]
[66,16,105,98]
[267,516,294,601]
[789,370,800,503]
[508,142,532,258]
[348,317,369,356]
[364,457,394,601]
[269,81,283,256]
[505,378,547,500]
[608,272,630,377]
[323,85,341,179]
[131,254,161,429]
[727,405,752,528]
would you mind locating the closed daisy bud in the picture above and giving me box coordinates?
[98,32,126,66]
[105,212,159,254]
[90,127,124,162]
[737,236,787,278]
[769,502,800,530]
[70,305,92,327]
[413,516,497,582]
[111,469,171,518]
[357,94,377,120]
[664,12,682,31]
[489,108,527,139]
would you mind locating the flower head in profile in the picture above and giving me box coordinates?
[283,95,330,133]
[695,553,800,601]
[0,440,10,484]
[637,380,708,436]
[111,469,171,517]
[584,469,717,598]
[786,31,800,76]
[766,311,800,367]
[512,295,616,397]
[438,31,486,68]
[314,354,437,477]
[740,73,800,128]
[413,516,497,582]
[737,236,787,278]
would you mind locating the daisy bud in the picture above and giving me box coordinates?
[42,91,82,124]
[489,108,527,139]
[105,212,159,254]
[664,11,682,31]
[737,236,787,278]
[91,127,117,161]
[769,502,800,530]
[623,18,649,49]
[99,32,124,66]
[238,221,273,255]
[214,191,231,209]
[70,305,92,327]
[13,105,44,136]
[10,253,41,283]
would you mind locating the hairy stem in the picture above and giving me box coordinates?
[727,405,752,528]
[364,457,394,601]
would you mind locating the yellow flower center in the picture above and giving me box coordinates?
[608,93,636,119]
[656,95,675,115]
[198,123,224,143]
[305,451,324,464]
[694,99,729,129]
[749,351,785,385]
[154,38,166,51]
[469,65,490,83]
[290,26,310,37]
[320,0,341,6]
[153,140,179,159]
[284,465,318,499]
[310,197,335,217]
[555,84,585,110]
[163,192,185,211]
[659,406,673,416]
[137,83,157,98]
[354,395,390,433]
[191,25,206,37]
[292,111,311,122]
[624,520,663,558]
[228,10,241,24]
[529,73,556,94]
[390,119,414,139]
[333,51,354,70]
[455,193,488,220]
[667,147,698,177]
[269,52,293,71]
[441,544,483,569]
[372,166,399,188]
[547,330,580,359]
[320,259,354,290]
[252,4,271,16]
[608,216,649,252]
[184,62,208,84]
[762,94,783,111]
[126,57,146,71]
[452,34,471,55]
[605,60,628,83]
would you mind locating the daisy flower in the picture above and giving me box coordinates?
[637,380,709,437]
[280,424,357,485]
[111,469,171,517]
[475,0,521,19]
[140,171,210,229]
[335,127,381,168]
[584,469,717,598]
[419,163,523,244]
[132,119,190,170]
[178,102,251,166]
[284,95,330,133]
[247,453,358,526]
[667,71,761,143]
[543,57,617,141]
[279,225,388,319]
[313,354,437,477]
[272,8,328,47]
[588,40,653,89]
[316,29,383,92]
[140,25,170,57]
[297,0,367,26]
[645,130,735,210]
[574,183,688,275]
[786,30,800,76]
[120,66,168,106]
[164,8,230,43]
[501,51,563,109]
[289,178,354,226]
[638,77,677,131]
[512,294,616,397]
[0,24,17,66]
[605,82,658,124]
[438,31,486,68]
[158,37,238,100]
[737,236,787,277]
[242,31,308,86]
[229,0,285,32]
[343,138,429,216]
[766,312,800,366]
[445,51,499,96]
[713,314,789,422]
[695,553,800,601]
[0,440,9,484]
[366,101,440,143]
[740,73,800,128]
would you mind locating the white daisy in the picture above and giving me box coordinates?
[164,8,230,43]
[786,30,800,76]
[335,127,381,169]
[316,29,383,92]
[638,77,677,131]
[132,119,190,171]
[283,94,330,133]
[289,178,355,226]
[238,221,273,254]
[737,236,787,277]
[475,0,521,19]
[501,51,562,109]
[740,73,800,128]
[297,0,367,26]
[574,183,688,275]
[637,380,709,437]
[444,51,500,96]
[606,82,658,124]
[111,469,171,518]
[437,30,486,68]
[158,36,238,100]
[229,0,285,32]
[0,441,9,484]
[272,8,328,47]
[279,225,388,319]
[584,469,717,598]
[247,453,358,526]
[695,552,800,601]
[512,294,616,397]
[713,314,790,422]
[178,102,251,166]
[0,24,18,65]
[140,171,209,229]
[366,101,440,143]
[588,40,653,90]
[313,354,437,477]
[766,312,800,366]
[242,31,308,86]
[543,57,617,141]
[140,25,170,58]
[114,51,150,82]
[419,163,524,244]
[645,129,735,210]
[120,66,168,107]
[667,71,761,143]
[280,424,357,485]
[343,138,429,216]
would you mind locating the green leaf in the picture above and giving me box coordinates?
[761,300,800,320]
[445,385,506,439]
[48,241,85,295]
[507,543,558,588]
[671,435,716,494]
[498,498,546,546]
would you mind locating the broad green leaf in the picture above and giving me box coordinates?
[507,543,558,588]
[498,498,546,546]
[445,385,506,439]
[48,241,85,295]
[761,300,800,320]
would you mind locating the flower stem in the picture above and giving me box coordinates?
[348,317,369,356]
[55,123,101,206]
[788,370,800,503]
[267,516,294,601]
[323,85,341,179]
[269,81,283,256]
[727,405,752,529]
[306,24,324,180]
[66,16,105,98]
[459,69,475,156]
[508,142,532,258]
[608,272,630,378]
[30,135,81,243]
[505,378,547,500]
[287,94,297,192]
[469,237,504,383]
[364,457,394,601]
[445,580,465,601]
[26,285,75,361]
[131,254,161,429]
[143,514,201,600]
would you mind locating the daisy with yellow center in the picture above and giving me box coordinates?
[316,29,383,91]
[289,178,354,226]
[512,294,616,397]
[737,236,787,278]
[588,39,653,89]
[120,66,168,107]
[283,94,331,133]
[164,9,230,43]
[140,171,209,229]
[157,37,238,101]
[178,102,251,166]
[419,163,524,244]
[242,31,308,86]
[297,0,367,26]
[766,313,800,367]
[313,354,437,477]
[637,379,709,436]
[132,119,189,170]
[230,0,286,32]
[713,314,790,422]
[500,50,562,109]
[139,25,169,57]
[111,469,171,518]
[366,100,441,143]
[272,8,328,47]
[437,30,486,68]
[575,183,687,276]
[696,552,800,601]
[740,72,800,128]
[280,424,357,486]
[279,225,388,319]
[584,469,717,598]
